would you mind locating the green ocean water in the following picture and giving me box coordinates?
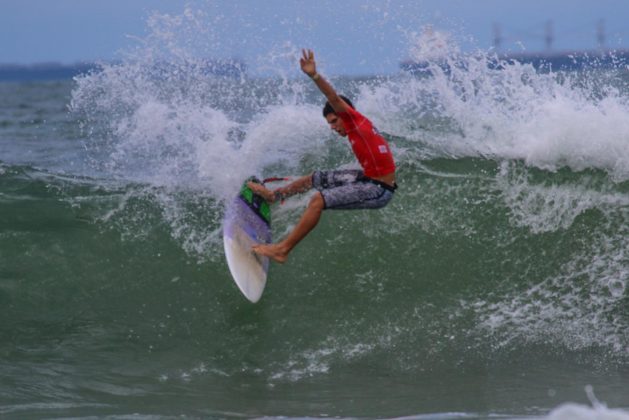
[1,154,628,418]
[1,36,629,419]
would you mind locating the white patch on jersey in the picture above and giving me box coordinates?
[378,145,388,154]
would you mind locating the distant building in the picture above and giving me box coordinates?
[400,49,629,74]
[495,49,629,72]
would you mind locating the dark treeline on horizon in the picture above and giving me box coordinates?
[2,49,628,82]
[0,59,247,82]
[0,62,97,82]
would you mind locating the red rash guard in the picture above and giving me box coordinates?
[338,107,396,178]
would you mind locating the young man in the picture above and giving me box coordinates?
[248,49,396,263]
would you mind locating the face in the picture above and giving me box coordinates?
[325,113,346,137]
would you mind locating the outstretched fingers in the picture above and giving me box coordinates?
[300,49,315,66]
[300,49,316,76]
[301,49,313,60]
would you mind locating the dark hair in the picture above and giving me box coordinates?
[322,95,354,117]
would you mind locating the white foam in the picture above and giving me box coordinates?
[542,404,629,420]
[71,6,629,264]
[538,387,629,420]
[474,222,628,354]
[497,161,629,233]
[360,29,629,181]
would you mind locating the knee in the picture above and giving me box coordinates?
[309,192,325,211]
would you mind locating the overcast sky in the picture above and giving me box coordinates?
[2,0,628,74]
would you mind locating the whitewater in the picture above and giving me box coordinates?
[0,5,628,419]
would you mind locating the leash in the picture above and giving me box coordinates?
[262,177,290,184]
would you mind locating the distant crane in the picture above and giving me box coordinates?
[403,18,629,72]
[544,20,554,51]
[597,19,606,49]
[493,23,503,51]
[492,19,610,52]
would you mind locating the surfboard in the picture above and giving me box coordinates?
[222,177,272,303]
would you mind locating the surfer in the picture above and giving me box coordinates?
[248,49,396,263]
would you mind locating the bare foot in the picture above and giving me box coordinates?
[252,243,289,264]
[247,182,275,203]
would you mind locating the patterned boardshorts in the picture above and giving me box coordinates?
[311,169,396,210]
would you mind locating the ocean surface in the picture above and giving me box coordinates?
[2,19,629,420]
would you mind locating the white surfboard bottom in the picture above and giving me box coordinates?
[223,224,268,303]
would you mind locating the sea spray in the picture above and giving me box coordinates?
[0,5,608,418]
[68,7,629,362]
[359,27,629,180]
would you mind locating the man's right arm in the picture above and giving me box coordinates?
[300,49,350,114]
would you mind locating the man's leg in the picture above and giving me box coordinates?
[252,192,324,264]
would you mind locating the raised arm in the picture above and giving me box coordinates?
[300,49,350,114]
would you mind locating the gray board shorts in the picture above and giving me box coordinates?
[311,169,397,210]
